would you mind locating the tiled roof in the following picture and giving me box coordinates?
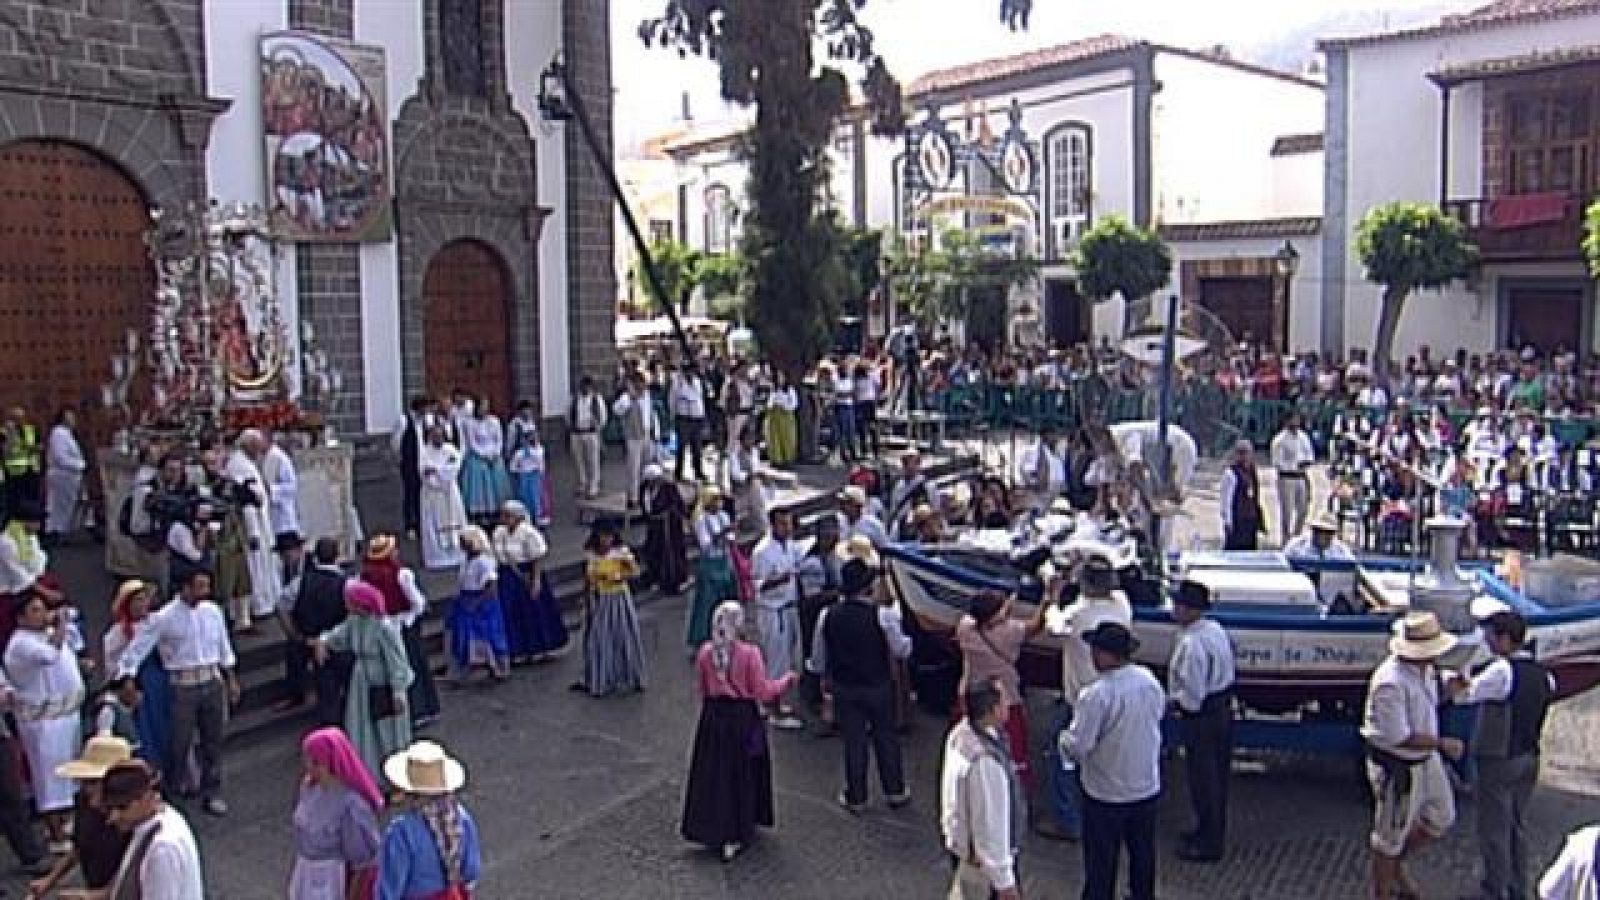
[1431,42,1600,83]
[659,120,752,159]
[1319,0,1600,49]
[1159,217,1323,243]
[906,34,1140,97]
[1270,133,1324,156]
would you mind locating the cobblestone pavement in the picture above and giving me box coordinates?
[13,455,1600,898]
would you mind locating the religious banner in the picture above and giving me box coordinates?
[260,31,392,242]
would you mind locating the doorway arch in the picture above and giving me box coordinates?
[422,239,514,415]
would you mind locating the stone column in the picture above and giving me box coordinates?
[562,0,619,383]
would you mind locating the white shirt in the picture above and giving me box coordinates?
[112,804,204,900]
[1269,428,1315,474]
[1017,442,1065,495]
[837,512,889,548]
[493,521,548,566]
[0,531,46,594]
[571,392,606,431]
[694,511,731,557]
[45,425,84,473]
[807,599,914,674]
[1455,653,1556,705]
[750,534,803,609]
[1282,533,1356,562]
[1218,466,1258,534]
[463,416,506,458]
[118,600,236,677]
[672,374,707,419]
[832,374,855,404]
[853,371,879,404]
[223,450,269,540]
[1056,592,1133,703]
[612,391,658,440]
[3,628,83,708]
[768,386,799,413]
[261,444,299,536]
[395,569,429,629]
[419,442,463,489]
[1062,663,1166,803]
[1539,824,1600,900]
[166,521,204,563]
[1168,618,1236,714]
[1361,656,1439,762]
[939,720,1016,891]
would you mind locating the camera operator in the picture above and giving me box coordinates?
[165,500,217,596]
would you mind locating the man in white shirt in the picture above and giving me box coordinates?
[103,759,205,899]
[118,570,240,817]
[751,509,806,729]
[1361,611,1464,900]
[568,375,607,499]
[1218,440,1264,552]
[723,359,755,456]
[836,486,889,548]
[1283,515,1356,562]
[1017,427,1067,511]
[1061,622,1165,900]
[941,680,1023,900]
[671,365,708,482]
[1167,581,1236,864]
[612,372,658,509]
[1269,411,1316,544]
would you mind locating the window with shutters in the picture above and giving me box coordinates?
[1045,123,1092,258]
[704,183,733,254]
[1505,89,1592,195]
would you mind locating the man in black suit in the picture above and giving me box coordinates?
[275,536,349,724]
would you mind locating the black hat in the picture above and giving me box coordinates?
[1173,580,1212,611]
[5,501,42,524]
[1082,622,1138,658]
[841,558,876,595]
[273,531,305,554]
[100,759,159,807]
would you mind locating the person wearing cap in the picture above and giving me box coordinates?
[117,568,240,818]
[940,678,1025,900]
[639,463,690,597]
[290,727,382,899]
[836,485,888,549]
[30,735,133,897]
[1040,553,1132,842]
[1167,581,1236,864]
[101,759,203,898]
[1061,622,1165,900]
[493,501,569,666]
[1283,515,1355,563]
[750,509,806,728]
[573,520,647,696]
[1446,611,1554,900]
[378,741,481,899]
[1269,410,1316,544]
[103,580,172,777]
[1361,610,1465,900]
[362,534,441,729]
[1218,440,1265,552]
[809,546,912,812]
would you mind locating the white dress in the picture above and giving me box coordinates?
[44,425,85,534]
[262,444,301,537]
[419,442,468,570]
[225,450,281,617]
[3,628,83,812]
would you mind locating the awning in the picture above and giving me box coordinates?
[1430,44,1600,85]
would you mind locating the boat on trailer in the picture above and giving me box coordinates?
[884,519,1600,715]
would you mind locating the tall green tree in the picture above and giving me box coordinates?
[1071,215,1172,308]
[637,238,703,312]
[642,1,1027,377]
[1355,202,1476,383]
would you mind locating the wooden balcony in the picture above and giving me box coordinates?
[1443,193,1586,263]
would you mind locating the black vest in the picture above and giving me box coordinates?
[1230,463,1260,524]
[822,597,891,689]
[1474,657,1551,759]
[294,566,348,638]
[401,416,421,470]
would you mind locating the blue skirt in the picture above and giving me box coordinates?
[460,452,512,517]
[135,655,171,773]
[582,587,646,696]
[447,587,511,671]
[513,470,545,523]
[498,564,569,659]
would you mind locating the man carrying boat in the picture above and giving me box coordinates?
[1361,611,1465,900]
[1166,580,1236,864]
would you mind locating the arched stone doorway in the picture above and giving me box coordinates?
[422,239,514,416]
[0,140,152,442]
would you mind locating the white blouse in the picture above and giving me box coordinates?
[419,443,463,488]
[492,522,549,566]
[694,511,731,557]
[463,417,505,458]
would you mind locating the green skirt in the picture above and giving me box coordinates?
[765,407,798,466]
[687,555,735,647]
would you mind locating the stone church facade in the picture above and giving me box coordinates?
[0,0,616,438]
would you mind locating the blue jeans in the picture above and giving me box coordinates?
[833,403,859,459]
[1045,702,1083,836]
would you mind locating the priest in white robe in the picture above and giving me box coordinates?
[227,430,281,623]
[260,436,300,539]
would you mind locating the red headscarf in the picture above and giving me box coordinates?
[302,727,383,812]
[360,556,408,617]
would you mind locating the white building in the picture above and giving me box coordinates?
[660,34,1323,348]
[1320,0,1600,360]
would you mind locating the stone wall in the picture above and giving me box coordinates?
[563,0,619,385]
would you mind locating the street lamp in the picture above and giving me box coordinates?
[1273,240,1300,351]
[537,58,574,122]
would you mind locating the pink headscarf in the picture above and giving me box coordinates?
[344,579,388,618]
[302,727,383,812]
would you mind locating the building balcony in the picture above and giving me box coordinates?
[1443,192,1585,263]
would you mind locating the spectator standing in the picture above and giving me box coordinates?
[854,362,881,458]
[1,406,42,517]
[614,372,659,509]
[672,365,709,483]
[1167,581,1236,863]
[42,408,85,544]
[941,679,1025,900]
[392,395,431,539]
[1218,440,1265,551]
[568,376,607,500]
[765,371,800,467]
[1269,411,1315,544]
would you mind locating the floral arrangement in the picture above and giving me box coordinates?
[223,401,320,434]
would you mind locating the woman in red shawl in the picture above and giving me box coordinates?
[360,536,439,728]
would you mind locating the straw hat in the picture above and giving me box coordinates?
[384,741,466,795]
[57,735,133,781]
[835,534,881,569]
[1308,513,1339,533]
[1389,611,1458,661]
[114,579,151,607]
[839,485,868,507]
[366,534,397,560]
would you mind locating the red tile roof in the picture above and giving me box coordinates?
[1159,217,1322,243]
[1320,0,1600,49]
[906,34,1140,97]
[1431,42,1600,83]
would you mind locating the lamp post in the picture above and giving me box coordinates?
[1273,240,1300,352]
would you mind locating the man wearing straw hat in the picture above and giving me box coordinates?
[379,741,481,898]
[1361,611,1465,900]
[30,735,134,898]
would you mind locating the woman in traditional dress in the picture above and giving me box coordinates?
[289,727,382,900]
[378,741,481,899]
[571,520,646,697]
[419,426,468,571]
[491,501,568,665]
[639,464,689,596]
[763,372,799,467]
[30,734,132,899]
[101,579,172,774]
[726,427,767,529]
[42,407,85,543]
[5,594,83,852]
[445,527,509,683]
[954,589,1046,792]
[681,602,796,862]
[360,536,440,729]
[457,400,512,527]
[315,581,414,787]
[687,487,734,651]
[505,420,548,527]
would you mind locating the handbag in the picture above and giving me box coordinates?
[368,684,399,722]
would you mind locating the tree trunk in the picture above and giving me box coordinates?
[1371,284,1408,387]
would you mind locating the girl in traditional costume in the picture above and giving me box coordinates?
[445,527,509,683]
[572,520,646,696]
[687,487,734,650]
[491,502,568,665]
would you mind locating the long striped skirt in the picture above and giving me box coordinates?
[581,587,647,697]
